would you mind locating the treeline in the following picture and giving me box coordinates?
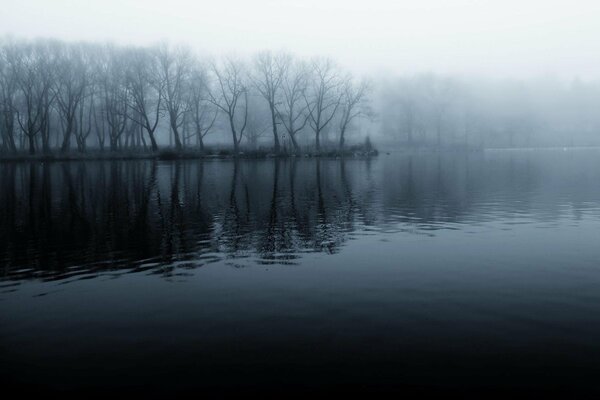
[379,74,600,148]
[3,37,599,156]
[0,38,372,156]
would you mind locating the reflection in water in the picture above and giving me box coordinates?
[3,150,600,395]
[1,149,599,283]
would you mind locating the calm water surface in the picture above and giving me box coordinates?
[1,149,600,394]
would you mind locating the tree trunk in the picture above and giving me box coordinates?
[315,129,321,153]
[170,112,182,150]
[289,133,300,155]
[147,130,158,152]
[110,137,119,152]
[61,118,74,153]
[270,104,280,153]
[198,133,204,153]
[5,129,16,153]
[229,116,239,155]
[40,115,50,154]
[28,135,35,155]
[338,126,346,151]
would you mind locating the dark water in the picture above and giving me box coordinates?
[1,149,600,395]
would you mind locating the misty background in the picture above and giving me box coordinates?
[4,0,600,79]
[1,0,600,152]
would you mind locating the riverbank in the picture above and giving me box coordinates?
[0,146,379,163]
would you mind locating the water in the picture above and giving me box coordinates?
[1,149,600,394]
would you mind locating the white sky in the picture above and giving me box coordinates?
[2,0,600,79]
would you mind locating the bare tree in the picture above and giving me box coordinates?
[97,46,129,152]
[0,40,18,153]
[304,58,342,152]
[74,89,93,152]
[394,77,423,146]
[54,42,88,153]
[424,75,456,147]
[187,65,217,152]
[91,96,106,151]
[252,51,290,154]
[13,41,55,155]
[208,57,248,155]
[158,44,191,150]
[277,59,310,155]
[125,47,163,152]
[338,76,370,150]
[244,95,269,150]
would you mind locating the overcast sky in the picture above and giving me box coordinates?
[2,0,600,79]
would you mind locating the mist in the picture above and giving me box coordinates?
[4,0,600,78]
[3,1,600,396]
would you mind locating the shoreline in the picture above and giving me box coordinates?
[0,149,380,163]
[4,145,594,163]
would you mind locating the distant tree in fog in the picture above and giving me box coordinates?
[54,42,89,153]
[251,51,290,154]
[208,57,248,154]
[125,47,163,152]
[424,75,456,147]
[304,58,343,152]
[158,44,192,150]
[187,65,217,152]
[0,42,18,153]
[277,59,310,155]
[97,45,129,152]
[74,80,94,152]
[244,94,269,150]
[337,76,371,150]
[394,77,424,145]
[12,41,54,155]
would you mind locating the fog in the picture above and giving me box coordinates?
[5,2,600,395]
[4,0,600,79]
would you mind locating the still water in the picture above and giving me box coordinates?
[1,149,600,394]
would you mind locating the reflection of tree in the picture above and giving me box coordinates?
[340,159,356,228]
[225,160,242,253]
[261,159,280,255]
[0,152,558,283]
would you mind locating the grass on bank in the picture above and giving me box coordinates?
[0,142,379,162]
